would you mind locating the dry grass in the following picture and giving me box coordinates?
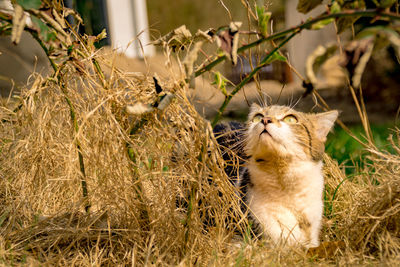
[1,46,400,266]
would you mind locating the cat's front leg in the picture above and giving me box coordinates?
[252,205,309,247]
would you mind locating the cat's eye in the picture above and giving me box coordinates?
[283,115,298,124]
[252,114,264,123]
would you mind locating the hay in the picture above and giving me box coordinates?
[0,49,247,265]
[1,46,400,265]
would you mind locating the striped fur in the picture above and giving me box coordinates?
[214,104,338,248]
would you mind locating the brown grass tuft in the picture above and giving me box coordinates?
[1,47,400,265]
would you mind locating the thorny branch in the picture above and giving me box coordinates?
[201,8,400,126]
[194,9,400,78]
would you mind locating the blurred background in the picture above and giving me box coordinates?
[0,0,399,168]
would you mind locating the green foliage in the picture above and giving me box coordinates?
[305,2,340,30]
[297,0,322,14]
[335,0,366,33]
[307,18,334,30]
[326,124,398,169]
[16,0,42,10]
[212,71,229,96]
[330,1,341,13]
[31,15,55,42]
[262,51,287,65]
[372,0,397,8]
[256,5,271,37]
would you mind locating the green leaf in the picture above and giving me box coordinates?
[297,0,322,14]
[212,71,228,96]
[307,2,341,30]
[263,51,287,65]
[256,5,271,37]
[335,0,365,33]
[16,0,42,10]
[309,18,334,30]
[330,2,341,13]
[95,28,107,42]
[336,16,360,34]
[372,0,396,8]
[31,15,55,42]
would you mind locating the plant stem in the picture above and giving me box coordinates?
[29,31,58,72]
[59,82,90,212]
[91,58,107,88]
[25,17,91,212]
[211,32,297,127]
[195,9,400,77]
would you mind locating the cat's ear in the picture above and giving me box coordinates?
[315,110,339,142]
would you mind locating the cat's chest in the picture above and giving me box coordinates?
[246,161,324,245]
[247,160,324,197]
[247,179,323,216]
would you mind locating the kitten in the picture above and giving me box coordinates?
[214,104,338,248]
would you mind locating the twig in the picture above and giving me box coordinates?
[29,30,58,71]
[195,9,400,77]
[211,32,297,126]
[219,0,232,21]
[66,23,108,88]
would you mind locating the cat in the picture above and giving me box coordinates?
[214,103,338,248]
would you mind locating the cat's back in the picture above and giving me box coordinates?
[213,121,247,182]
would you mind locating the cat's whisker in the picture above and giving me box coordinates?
[289,96,302,110]
[286,90,294,108]
[254,91,266,107]
[262,91,272,107]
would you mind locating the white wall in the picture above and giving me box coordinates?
[106,0,154,58]
[285,1,336,80]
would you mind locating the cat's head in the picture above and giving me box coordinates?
[245,104,338,162]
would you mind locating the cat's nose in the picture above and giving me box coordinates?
[262,117,272,125]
